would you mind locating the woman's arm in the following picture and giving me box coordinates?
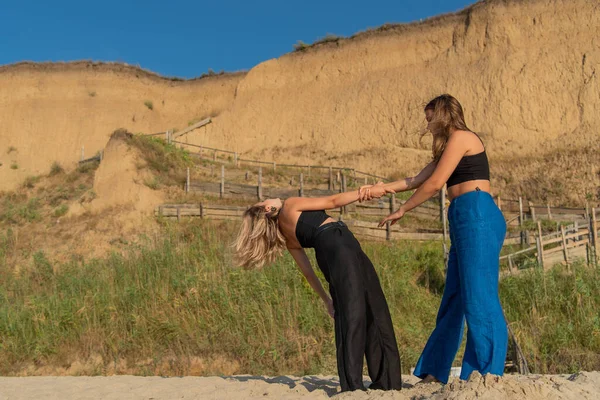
[385,161,437,193]
[399,133,468,213]
[285,189,364,212]
[359,162,437,201]
[288,247,334,318]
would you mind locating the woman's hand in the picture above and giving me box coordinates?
[378,207,406,227]
[325,297,335,319]
[358,182,395,202]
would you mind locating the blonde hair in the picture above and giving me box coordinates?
[234,205,286,269]
[423,94,471,161]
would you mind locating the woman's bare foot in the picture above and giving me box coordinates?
[417,375,441,384]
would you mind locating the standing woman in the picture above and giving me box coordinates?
[363,94,507,383]
[234,188,402,392]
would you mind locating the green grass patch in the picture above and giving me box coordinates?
[53,204,69,218]
[129,134,192,187]
[0,219,598,376]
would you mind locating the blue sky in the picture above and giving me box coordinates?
[1,0,476,79]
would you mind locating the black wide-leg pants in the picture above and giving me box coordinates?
[314,222,402,392]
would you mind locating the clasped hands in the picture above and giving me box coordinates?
[358,182,406,227]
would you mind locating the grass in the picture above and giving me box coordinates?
[0,159,96,227]
[88,91,96,97]
[0,195,41,224]
[7,146,17,154]
[22,176,41,189]
[144,100,154,110]
[10,163,18,170]
[53,204,69,218]
[0,218,599,376]
[129,134,193,188]
[49,162,65,176]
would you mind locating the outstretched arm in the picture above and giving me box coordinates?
[359,162,436,201]
[288,247,334,318]
[379,133,467,226]
[285,188,370,212]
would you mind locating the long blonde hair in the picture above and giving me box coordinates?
[423,94,471,161]
[234,205,286,269]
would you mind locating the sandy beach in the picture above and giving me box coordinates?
[1,371,599,399]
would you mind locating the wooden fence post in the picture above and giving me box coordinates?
[519,197,524,224]
[177,206,181,223]
[220,165,225,199]
[213,150,217,162]
[299,173,304,197]
[273,162,276,173]
[530,202,537,222]
[497,196,502,212]
[245,171,249,181]
[199,145,203,158]
[341,174,347,215]
[585,202,590,220]
[307,165,311,177]
[536,235,544,269]
[186,167,190,193]
[199,203,204,218]
[592,208,598,264]
[508,254,514,273]
[328,167,333,191]
[537,221,545,269]
[561,225,569,266]
[234,152,238,165]
[519,196,525,246]
[257,167,263,200]
[574,221,580,241]
[547,203,552,220]
[337,171,341,184]
[386,221,391,241]
[439,187,446,226]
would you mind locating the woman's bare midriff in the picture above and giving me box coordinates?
[447,180,491,201]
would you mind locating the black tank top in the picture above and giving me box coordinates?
[446,134,490,188]
[295,210,331,248]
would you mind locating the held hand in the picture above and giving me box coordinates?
[359,182,395,202]
[325,297,335,319]
[378,207,406,227]
[358,185,372,202]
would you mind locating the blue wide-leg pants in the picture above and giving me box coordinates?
[413,190,508,383]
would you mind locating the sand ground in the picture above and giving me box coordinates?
[1,371,599,399]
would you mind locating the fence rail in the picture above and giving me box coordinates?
[155,203,443,241]
[500,209,599,274]
[156,202,599,274]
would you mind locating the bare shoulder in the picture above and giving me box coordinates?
[450,130,483,152]
[282,197,303,210]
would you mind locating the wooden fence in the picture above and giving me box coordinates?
[183,164,442,221]
[155,203,443,242]
[174,141,388,183]
[500,209,599,274]
[156,203,599,272]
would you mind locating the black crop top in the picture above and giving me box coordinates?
[446,134,490,188]
[295,210,331,248]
